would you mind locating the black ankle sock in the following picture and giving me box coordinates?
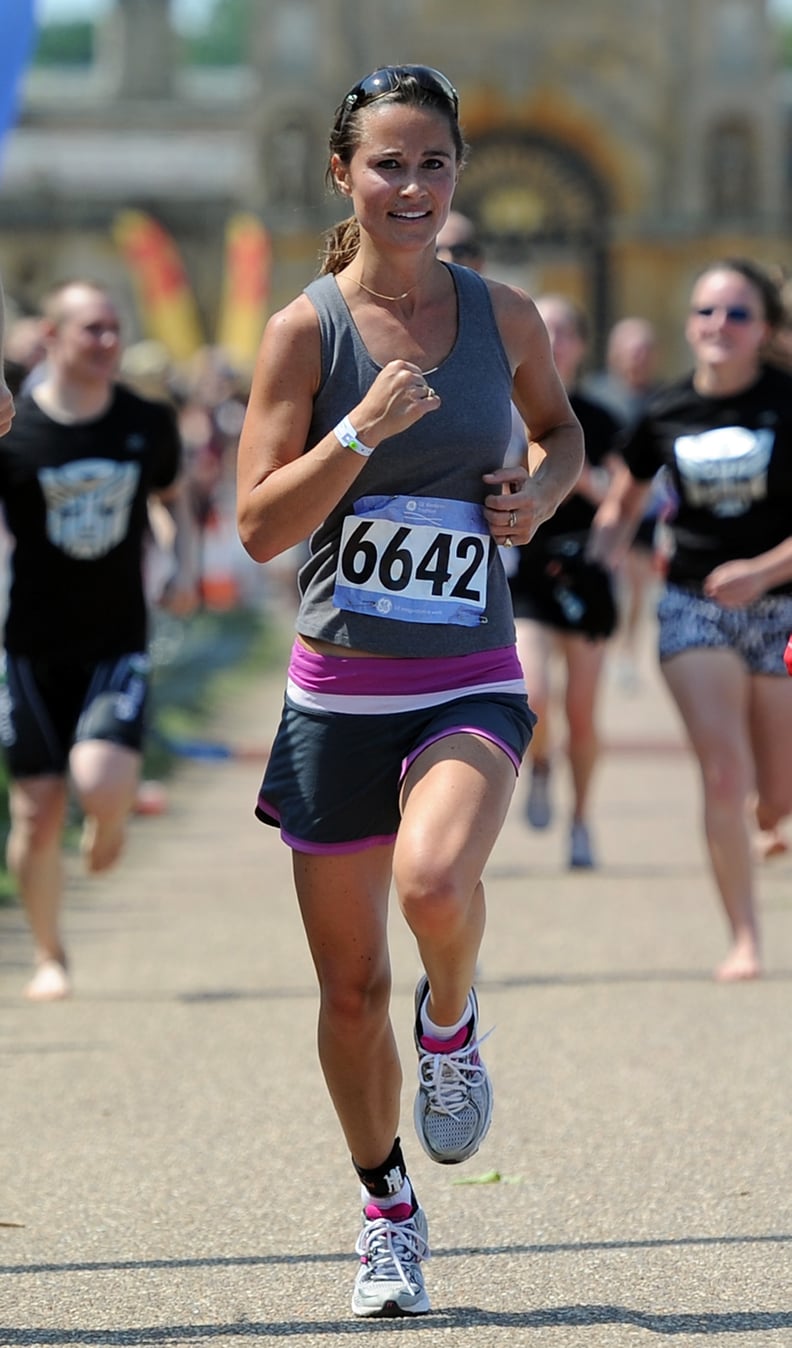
[353,1137,408,1199]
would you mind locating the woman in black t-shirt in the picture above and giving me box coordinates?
[591,257,792,982]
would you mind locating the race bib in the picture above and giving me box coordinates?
[333,495,490,626]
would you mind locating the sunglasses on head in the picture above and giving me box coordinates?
[341,65,459,121]
[691,305,756,324]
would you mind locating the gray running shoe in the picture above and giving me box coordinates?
[413,976,493,1165]
[569,819,596,869]
[351,1201,430,1317]
[525,761,552,829]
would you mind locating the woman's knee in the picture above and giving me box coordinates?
[565,709,597,749]
[397,867,468,940]
[8,783,66,853]
[319,963,392,1034]
[701,750,751,810]
[72,760,140,821]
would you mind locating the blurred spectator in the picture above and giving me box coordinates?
[0,277,15,432]
[120,339,187,606]
[120,338,173,402]
[511,295,620,868]
[588,316,669,688]
[0,283,18,625]
[765,273,792,373]
[435,209,485,271]
[172,346,250,610]
[3,313,46,397]
[588,316,661,421]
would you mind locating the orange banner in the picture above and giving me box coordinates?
[216,212,272,371]
[113,210,204,361]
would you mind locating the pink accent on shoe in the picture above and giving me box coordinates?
[364,1201,414,1223]
[419,1025,469,1054]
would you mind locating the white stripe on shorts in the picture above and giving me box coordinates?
[285,676,527,715]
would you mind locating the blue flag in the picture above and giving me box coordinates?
[0,0,39,177]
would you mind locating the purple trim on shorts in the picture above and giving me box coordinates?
[256,791,397,854]
[402,725,521,779]
[289,641,523,697]
[280,828,398,855]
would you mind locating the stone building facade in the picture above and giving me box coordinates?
[0,0,788,373]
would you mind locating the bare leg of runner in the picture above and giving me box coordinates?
[7,775,71,999]
[662,649,761,982]
[71,741,141,874]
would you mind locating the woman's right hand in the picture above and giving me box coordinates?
[351,360,440,449]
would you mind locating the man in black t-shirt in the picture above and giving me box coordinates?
[0,280,197,1001]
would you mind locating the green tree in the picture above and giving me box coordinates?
[184,0,252,67]
[780,21,792,67]
[32,1,253,71]
[33,22,93,67]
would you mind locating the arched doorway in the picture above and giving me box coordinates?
[453,130,612,360]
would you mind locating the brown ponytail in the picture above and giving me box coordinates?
[318,216,361,276]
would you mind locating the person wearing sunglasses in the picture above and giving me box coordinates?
[590,257,792,983]
[435,209,485,270]
[237,64,583,1317]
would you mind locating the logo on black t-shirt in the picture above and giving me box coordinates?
[673,426,774,517]
[39,458,141,559]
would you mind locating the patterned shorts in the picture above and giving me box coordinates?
[657,583,792,675]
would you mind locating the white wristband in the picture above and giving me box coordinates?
[334,415,375,458]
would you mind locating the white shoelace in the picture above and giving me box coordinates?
[356,1214,430,1290]
[417,1029,493,1116]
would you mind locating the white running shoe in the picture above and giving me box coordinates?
[25,959,71,1002]
[413,976,493,1165]
[351,1200,430,1317]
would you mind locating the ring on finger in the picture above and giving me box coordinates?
[504,536,513,548]
[425,385,435,399]
[508,510,517,529]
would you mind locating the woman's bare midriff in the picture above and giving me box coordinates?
[297,634,396,659]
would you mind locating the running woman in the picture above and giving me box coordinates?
[237,64,583,1316]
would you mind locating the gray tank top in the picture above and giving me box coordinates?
[296,264,517,656]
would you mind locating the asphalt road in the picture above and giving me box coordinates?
[2,617,791,1347]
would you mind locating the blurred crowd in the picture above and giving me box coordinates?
[6,256,792,655]
[4,247,792,938]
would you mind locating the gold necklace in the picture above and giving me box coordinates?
[353,275,420,303]
[352,259,437,304]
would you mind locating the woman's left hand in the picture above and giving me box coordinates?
[482,465,557,548]
[703,559,765,608]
